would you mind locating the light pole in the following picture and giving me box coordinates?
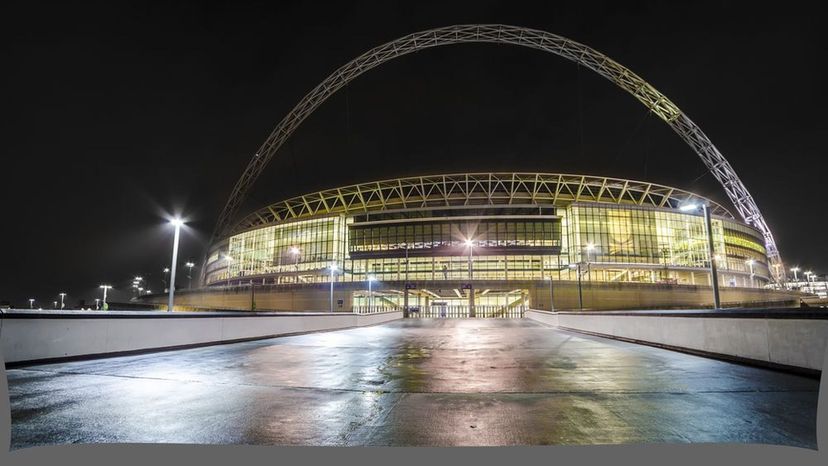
[544,276,555,311]
[133,276,143,299]
[186,262,195,289]
[290,246,300,284]
[569,264,583,310]
[464,238,474,279]
[167,218,183,312]
[367,274,377,313]
[329,263,338,312]
[162,267,170,292]
[680,202,720,309]
[403,242,410,317]
[53,301,58,309]
[464,238,475,317]
[99,285,112,310]
[790,267,800,284]
[59,292,66,310]
[584,242,596,281]
[94,298,100,310]
[28,298,34,309]
[745,259,755,288]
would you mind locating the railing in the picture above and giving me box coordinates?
[408,305,525,319]
[352,306,398,314]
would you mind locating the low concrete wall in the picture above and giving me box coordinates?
[0,310,402,365]
[139,279,803,312]
[526,309,827,373]
[525,309,559,326]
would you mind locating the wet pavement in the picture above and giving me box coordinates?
[6,319,820,448]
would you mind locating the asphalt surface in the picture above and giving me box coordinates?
[6,319,820,448]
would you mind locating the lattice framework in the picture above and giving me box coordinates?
[230,172,733,234]
[211,24,783,280]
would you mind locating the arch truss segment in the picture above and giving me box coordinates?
[212,24,783,280]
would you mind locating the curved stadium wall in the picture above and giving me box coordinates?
[202,173,771,306]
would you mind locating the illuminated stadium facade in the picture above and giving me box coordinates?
[195,172,774,313]
[147,24,804,313]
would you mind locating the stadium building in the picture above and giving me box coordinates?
[142,26,803,313]
[145,172,799,315]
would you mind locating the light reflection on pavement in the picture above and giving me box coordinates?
[7,319,819,448]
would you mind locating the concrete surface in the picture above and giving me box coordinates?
[549,311,828,371]
[6,319,819,449]
[1,310,402,364]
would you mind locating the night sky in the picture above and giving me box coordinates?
[2,1,825,307]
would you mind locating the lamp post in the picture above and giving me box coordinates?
[94,298,100,310]
[99,285,112,310]
[544,276,555,311]
[28,298,34,309]
[289,246,300,271]
[464,238,475,317]
[133,276,143,299]
[185,262,195,289]
[367,274,377,313]
[290,246,300,285]
[584,242,596,281]
[569,264,583,310]
[59,292,66,310]
[680,202,720,309]
[329,263,338,313]
[403,242,410,317]
[162,267,170,293]
[464,239,474,279]
[167,218,183,312]
[745,259,755,288]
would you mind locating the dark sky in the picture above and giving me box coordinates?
[2,1,826,306]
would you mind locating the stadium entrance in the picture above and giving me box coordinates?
[352,287,528,318]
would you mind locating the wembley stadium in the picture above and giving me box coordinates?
[140,25,804,313]
[138,171,800,315]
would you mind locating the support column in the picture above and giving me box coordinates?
[468,286,476,318]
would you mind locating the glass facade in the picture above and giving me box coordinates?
[205,202,770,288]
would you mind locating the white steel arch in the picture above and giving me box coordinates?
[212,24,783,281]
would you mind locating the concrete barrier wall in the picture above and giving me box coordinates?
[525,310,827,372]
[524,310,559,326]
[139,280,803,312]
[0,310,402,365]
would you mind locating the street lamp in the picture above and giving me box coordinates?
[745,259,755,288]
[162,267,170,292]
[329,263,338,313]
[401,242,411,317]
[167,218,183,312]
[584,242,596,281]
[790,267,800,283]
[679,202,721,309]
[289,246,301,281]
[28,298,34,309]
[53,301,58,309]
[569,264,583,310]
[99,284,112,310]
[367,274,377,313]
[464,238,474,279]
[185,261,195,289]
[544,276,555,311]
[94,298,100,310]
[59,292,66,310]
